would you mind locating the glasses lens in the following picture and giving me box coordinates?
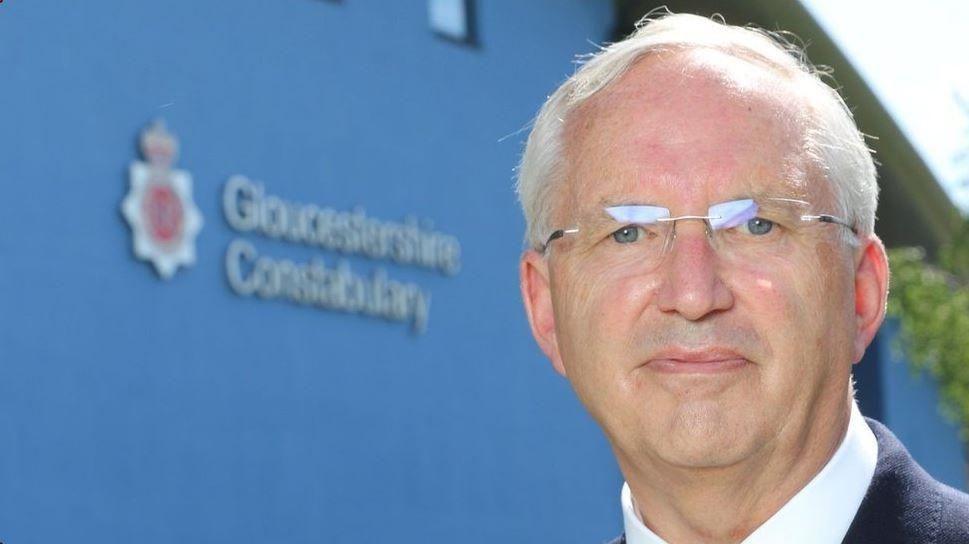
[550,197,836,272]
[566,205,674,273]
[604,204,670,224]
[708,199,757,230]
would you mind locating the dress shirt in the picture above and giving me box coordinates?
[621,401,878,544]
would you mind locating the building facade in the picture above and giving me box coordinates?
[0,1,962,542]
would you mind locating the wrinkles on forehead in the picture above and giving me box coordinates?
[554,48,829,227]
[569,188,814,235]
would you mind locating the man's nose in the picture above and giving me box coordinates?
[655,223,735,320]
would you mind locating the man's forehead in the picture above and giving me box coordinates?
[573,48,800,116]
[593,183,810,208]
[564,48,806,153]
[571,180,811,220]
[559,169,824,229]
[558,48,827,219]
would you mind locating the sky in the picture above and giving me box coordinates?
[800,0,969,214]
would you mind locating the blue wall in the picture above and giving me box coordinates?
[1,2,964,543]
[0,2,620,542]
[856,321,966,491]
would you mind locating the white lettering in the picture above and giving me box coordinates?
[222,177,462,275]
[223,176,261,232]
[225,238,258,295]
[224,239,431,333]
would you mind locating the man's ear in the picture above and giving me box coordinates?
[853,234,890,364]
[520,249,567,376]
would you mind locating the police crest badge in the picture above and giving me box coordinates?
[121,120,203,279]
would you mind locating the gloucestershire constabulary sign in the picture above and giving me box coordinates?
[223,176,461,333]
[121,121,203,280]
[120,119,460,334]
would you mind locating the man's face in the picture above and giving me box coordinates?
[526,50,866,470]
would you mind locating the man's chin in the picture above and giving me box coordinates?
[653,402,766,469]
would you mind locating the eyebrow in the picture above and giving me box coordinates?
[595,190,768,210]
[596,196,663,208]
[583,186,812,222]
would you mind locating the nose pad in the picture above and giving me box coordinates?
[664,218,717,255]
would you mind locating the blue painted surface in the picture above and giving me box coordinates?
[0,2,620,543]
[873,320,967,491]
[1,2,965,542]
[853,333,885,422]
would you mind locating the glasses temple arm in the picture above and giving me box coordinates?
[806,214,858,235]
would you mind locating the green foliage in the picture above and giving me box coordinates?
[887,219,969,440]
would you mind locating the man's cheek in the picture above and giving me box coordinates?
[589,272,661,319]
[738,255,818,313]
[560,270,621,327]
[738,269,804,345]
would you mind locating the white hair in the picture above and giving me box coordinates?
[515,12,878,250]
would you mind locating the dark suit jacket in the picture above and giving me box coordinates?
[606,418,969,543]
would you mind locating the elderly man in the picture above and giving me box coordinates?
[516,13,969,544]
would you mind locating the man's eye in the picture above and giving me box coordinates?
[743,217,774,236]
[612,225,645,244]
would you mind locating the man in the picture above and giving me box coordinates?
[516,12,969,544]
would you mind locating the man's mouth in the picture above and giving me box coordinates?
[645,348,751,374]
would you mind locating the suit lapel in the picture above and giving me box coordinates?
[841,418,942,543]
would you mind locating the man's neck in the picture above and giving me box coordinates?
[620,398,852,544]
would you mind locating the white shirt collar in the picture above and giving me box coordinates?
[622,401,878,544]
